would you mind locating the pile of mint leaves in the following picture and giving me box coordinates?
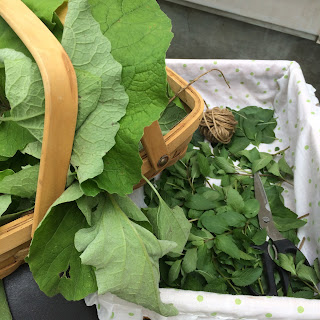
[145,106,320,299]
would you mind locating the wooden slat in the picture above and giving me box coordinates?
[0,214,33,256]
[0,0,78,236]
[141,121,169,170]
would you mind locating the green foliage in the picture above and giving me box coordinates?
[0,280,12,320]
[74,194,178,316]
[144,106,317,297]
[92,0,173,195]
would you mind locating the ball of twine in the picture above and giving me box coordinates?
[199,107,238,144]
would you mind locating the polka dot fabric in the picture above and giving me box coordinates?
[85,60,320,319]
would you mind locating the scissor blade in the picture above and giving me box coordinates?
[254,173,284,241]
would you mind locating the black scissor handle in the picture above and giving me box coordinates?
[248,241,278,296]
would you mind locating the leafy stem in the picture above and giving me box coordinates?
[212,254,239,294]
[258,277,265,295]
[271,146,290,156]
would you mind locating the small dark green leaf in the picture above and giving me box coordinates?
[168,260,182,283]
[218,211,246,228]
[276,253,296,276]
[252,228,267,246]
[313,258,320,281]
[185,194,216,210]
[238,148,260,163]
[279,156,293,176]
[200,210,229,234]
[231,267,262,286]
[214,157,235,173]
[226,188,244,212]
[197,153,210,177]
[204,279,227,293]
[182,248,197,273]
[274,216,306,232]
[214,235,241,259]
[268,161,281,177]
[243,199,260,218]
[252,155,273,173]
[198,142,212,157]
[297,264,319,287]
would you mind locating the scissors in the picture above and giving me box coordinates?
[249,172,309,296]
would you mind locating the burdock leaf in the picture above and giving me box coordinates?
[91,0,173,195]
[27,184,97,301]
[0,164,39,198]
[74,194,178,317]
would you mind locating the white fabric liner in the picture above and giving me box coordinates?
[85,59,320,320]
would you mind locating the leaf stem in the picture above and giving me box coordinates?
[142,175,162,200]
[300,280,320,295]
[212,255,239,294]
[271,146,290,156]
[258,277,265,295]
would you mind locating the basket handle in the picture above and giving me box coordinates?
[0,0,78,236]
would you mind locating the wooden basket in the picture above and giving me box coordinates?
[0,0,204,279]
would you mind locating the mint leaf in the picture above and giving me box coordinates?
[296,264,319,287]
[197,153,211,177]
[232,268,262,286]
[75,194,178,317]
[182,248,197,274]
[200,211,229,234]
[168,260,182,283]
[238,148,260,163]
[251,228,267,246]
[185,194,216,210]
[214,235,241,259]
[252,154,273,173]
[159,101,188,136]
[92,0,173,195]
[276,253,296,276]
[268,161,281,177]
[213,157,235,173]
[243,199,260,218]
[279,156,293,176]
[226,188,244,212]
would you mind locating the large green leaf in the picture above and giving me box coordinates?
[0,121,36,157]
[74,194,178,316]
[0,164,39,198]
[0,0,129,184]
[63,0,128,183]
[92,0,173,195]
[144,179,191,254]
[27,183,97,301]
[0,280,12,320]
[0,0,65,59]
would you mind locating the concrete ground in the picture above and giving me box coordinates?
[158,0,320,98]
